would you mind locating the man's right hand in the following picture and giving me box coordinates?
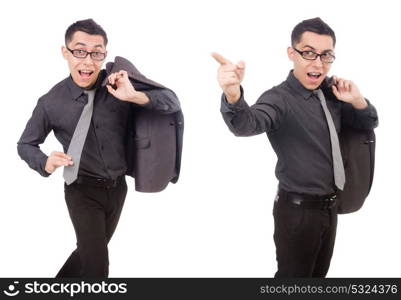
[45,151,73,174]
[211,52,245,104]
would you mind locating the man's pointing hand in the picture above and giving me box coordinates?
[212,52,245,104]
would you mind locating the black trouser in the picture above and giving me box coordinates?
[273,192,337,278]
[56,176,127,278]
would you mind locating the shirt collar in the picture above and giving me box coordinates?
[286,70,316,101]
[66,76,84,101]
[66,70,106,101]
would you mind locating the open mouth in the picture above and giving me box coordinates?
[307,72,322,80]
[79,70,94,79]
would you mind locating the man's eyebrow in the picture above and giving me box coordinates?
[72,42,104,49]
[302,45,334,53]
[73,42,87,47]
[301,45,316,50]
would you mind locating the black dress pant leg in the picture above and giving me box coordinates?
[56,178,127,278]
[273,198,337,278]
[312,207,337,277]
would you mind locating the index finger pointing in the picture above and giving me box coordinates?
[237,60,245,70]
[211,52,231,65]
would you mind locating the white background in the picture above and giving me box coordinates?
[1,0,400,277]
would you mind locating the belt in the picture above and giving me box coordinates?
[74,175,123,188]
[278,189,337,209]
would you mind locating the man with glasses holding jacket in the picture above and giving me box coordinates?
[18,19,181,277]
[212,17,378,277]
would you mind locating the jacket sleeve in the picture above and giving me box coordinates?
[220,87,288,137]
[341,99,379,130]
[132,80,181,114]
[17,98,52,177]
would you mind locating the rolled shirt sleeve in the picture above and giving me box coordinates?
[141,88,181,114]
[132,80,181,114]
[341,99,379,130]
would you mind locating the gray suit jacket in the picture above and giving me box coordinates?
[321,78,376,214]
[337,127,375,214]
[103,56,184,192]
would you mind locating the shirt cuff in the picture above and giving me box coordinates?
[137,91,154,109]
[39,154,51,177]
[140,90,174,113]
[220,86,249,113]
[353,99,377,119]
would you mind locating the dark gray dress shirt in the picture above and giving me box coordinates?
[18,69,180,179]
[221,71,378,196]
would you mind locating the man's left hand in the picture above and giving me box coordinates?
[106,70,150,105]
[331,76,367,109]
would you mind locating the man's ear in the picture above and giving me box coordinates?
[287,46,295,62]
[61,46,68,60]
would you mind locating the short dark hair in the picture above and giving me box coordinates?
[291,17,336,47]
[65,18,108,46]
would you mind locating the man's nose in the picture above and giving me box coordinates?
[311,56,324,68]
[82,54,94,65]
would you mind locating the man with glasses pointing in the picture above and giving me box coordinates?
[212,17,378,277]
[17,19,181,277]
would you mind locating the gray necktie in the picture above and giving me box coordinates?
[314,89,346,190]
[63,89,96,185]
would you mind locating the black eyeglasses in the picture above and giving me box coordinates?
[66,47,106,61]
[293,48,335,63]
